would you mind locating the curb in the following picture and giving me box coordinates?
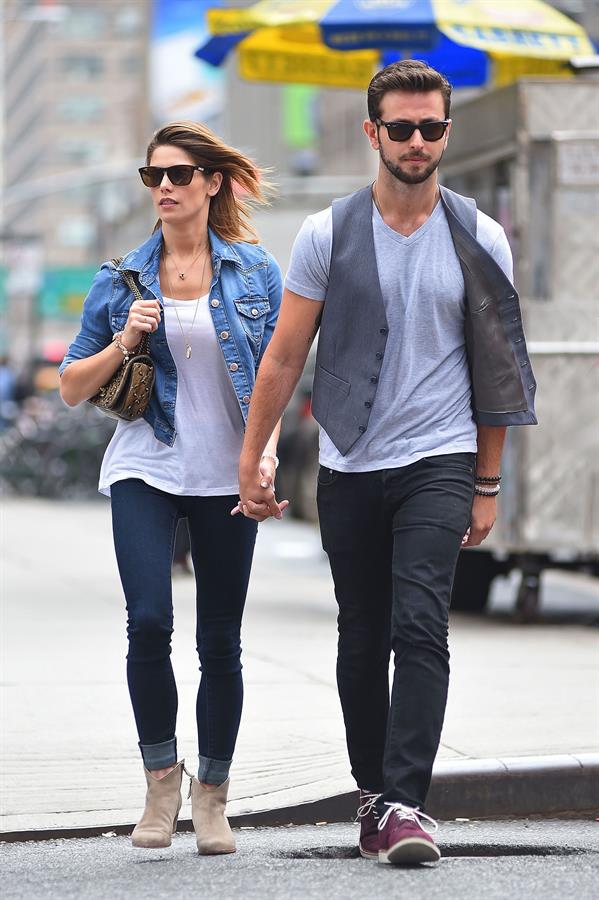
[427,752,599,819]
[2,753,598,843]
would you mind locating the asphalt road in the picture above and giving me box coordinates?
[2,820,598,900]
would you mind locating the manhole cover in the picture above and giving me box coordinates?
[279,846,360,860]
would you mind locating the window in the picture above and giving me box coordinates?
[58,97,105,123]
[61,186,95,208]
[58,8,106,38]
[57,139,105,165]
[114,6,144,36]
[57,216,96,249]
[60,56,104,80]
[121,55,143,76]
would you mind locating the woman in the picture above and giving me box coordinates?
[60,122,285,854]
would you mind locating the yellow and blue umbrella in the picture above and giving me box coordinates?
[195,0,595,89]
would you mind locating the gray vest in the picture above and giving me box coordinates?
[311,185,537,456]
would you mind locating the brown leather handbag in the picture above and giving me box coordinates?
[88,262,155,421]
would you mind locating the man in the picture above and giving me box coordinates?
[236,60,536,865]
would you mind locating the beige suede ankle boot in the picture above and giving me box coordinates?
[189,775,235,854]
[131,761,183,849]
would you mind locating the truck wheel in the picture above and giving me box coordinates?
[515,572,541,623]
[451,550,498,612]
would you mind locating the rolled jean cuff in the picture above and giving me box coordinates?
[139,738,177,770]
[198,754,232,786]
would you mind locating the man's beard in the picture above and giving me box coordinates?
[379,142,443,185]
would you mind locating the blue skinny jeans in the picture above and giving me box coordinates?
[110,478,257,784]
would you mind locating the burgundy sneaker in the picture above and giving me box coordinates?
[378,803,441,865]
[356,791,382,859]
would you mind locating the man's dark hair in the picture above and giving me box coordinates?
[367,60,452,121]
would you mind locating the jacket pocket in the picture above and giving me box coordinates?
[234,298,270,319]
[110,313,128,333]
[234,298,270,350]
[315,365,350,396]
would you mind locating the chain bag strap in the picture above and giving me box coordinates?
[87,259,156,421]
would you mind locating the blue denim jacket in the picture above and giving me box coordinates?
[60,227,282,446]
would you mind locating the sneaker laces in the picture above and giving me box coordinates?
[355,791,382,823]
[377,802,439,834]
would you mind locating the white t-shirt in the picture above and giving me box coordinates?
[99,294,244,496]
[285,200,513,472]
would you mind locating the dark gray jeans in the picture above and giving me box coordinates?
[317,453,475,810]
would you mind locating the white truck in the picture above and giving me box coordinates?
[443,75,599,617]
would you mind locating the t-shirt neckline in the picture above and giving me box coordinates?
[371,196,443,245]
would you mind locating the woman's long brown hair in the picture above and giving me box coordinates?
[146,121,272,244]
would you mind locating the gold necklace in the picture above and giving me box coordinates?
[162,249,209,359]
[166,241,208,280]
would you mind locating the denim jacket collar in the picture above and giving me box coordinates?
[117,226,243,284]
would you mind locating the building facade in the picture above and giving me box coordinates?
[2,0,151,267]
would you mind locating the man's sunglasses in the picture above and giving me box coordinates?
[138,164,206,187]
[375,119,450,142]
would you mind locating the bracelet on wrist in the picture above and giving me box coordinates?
[475,473,501,484]
[112,331,137,362]
[474,485,501,497]
[261,453,279,469]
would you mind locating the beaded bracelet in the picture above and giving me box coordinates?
[112,330,139,362]
[475,474,501,484]
[261,453,279,469]
[474,485,501,497]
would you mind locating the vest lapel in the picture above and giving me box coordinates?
[329,185,386,325]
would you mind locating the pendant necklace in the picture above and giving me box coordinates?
[162,247,209,359]
[166,241,208,280]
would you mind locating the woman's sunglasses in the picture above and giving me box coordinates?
[375,119,450,142]
[138,164,206,187]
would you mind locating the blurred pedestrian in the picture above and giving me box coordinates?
[60,121,284,854]
[0,355,17,430]
[238,60,536,866]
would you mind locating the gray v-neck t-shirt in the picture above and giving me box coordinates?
[285,198,513,472]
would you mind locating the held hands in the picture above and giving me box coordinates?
[123,298,161,349]
[232,457,289,522]
[462,494,497,547]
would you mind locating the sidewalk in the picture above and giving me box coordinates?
[1,498,598,836]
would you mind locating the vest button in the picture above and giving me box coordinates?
[370,376,378,383]
[358,426,366,433]
[251,308,259,317]
[229,363,239,372]
[380,328,388,335]
[364,401,372,408]
[220,331,229,340]
[375,351,383,360]
[242,395,251,404]
[211,299,220,308]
